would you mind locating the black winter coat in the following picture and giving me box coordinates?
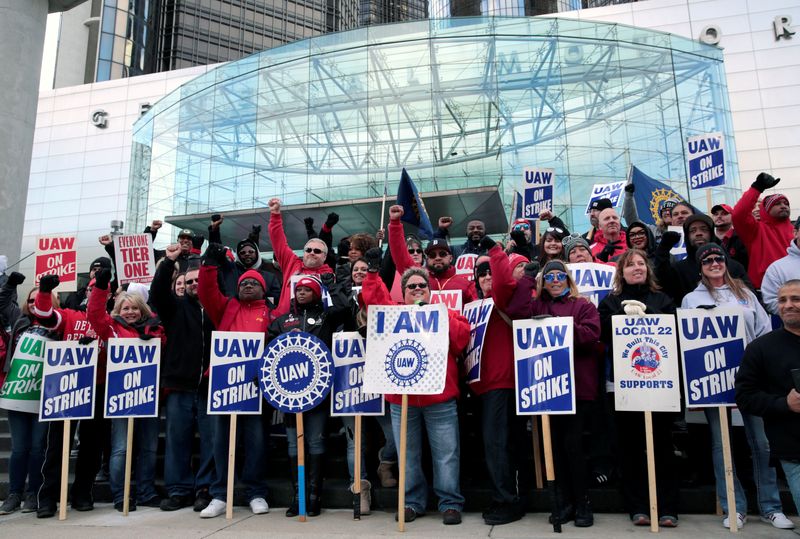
[598,283,676,346]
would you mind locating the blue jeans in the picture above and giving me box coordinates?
[779,460,800,513]
[705,409,783,516]
[163,391,215,497]
[7,410,47,495]
[286,405,327,457]
[209,414,267,502]
[341,409,397,483]
[110,417,159,504]
[390,399,463,513]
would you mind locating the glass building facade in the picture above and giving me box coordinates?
[128,17,739,244]
[97,0,160,81]
[429,1,583,17]
[359,0,428,26]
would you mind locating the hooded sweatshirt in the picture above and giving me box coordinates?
[219,238,282,302]
[732,186,795,288]
[761,240,800,315]
[681,282,771,343]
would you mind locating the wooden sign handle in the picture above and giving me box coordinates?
[297,412,307,522]
[397,394,408,532]
[532,417,544,489]
[541,415,561,533]
[719,407,738,533]
[353,415,362,520]
[58,419,71,521]
[123,417,134,516]
[644,411,659,533]
[226,414,237,520]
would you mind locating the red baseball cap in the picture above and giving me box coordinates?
[710,203,733,214]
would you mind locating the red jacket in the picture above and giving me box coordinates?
[198,265,273,332]
[469,245,516,396]
[269,213,333,316]
[590,228,628,260]
[362,271,470,407]
[33,290,100,344]
[732,186,795,288]
[388,219,476,304]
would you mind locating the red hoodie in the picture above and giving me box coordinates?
[361,271,470,407]
[590,228,628,260]
[269,213,333,316]
[732,186,795,288]
[198,265,273,332]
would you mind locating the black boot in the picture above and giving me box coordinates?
[548,487,574,525]
[575,496,593,527]
[307,454,324,517]
[285,457,300,517]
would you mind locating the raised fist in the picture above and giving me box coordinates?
[438,216,453,229]
[752,172,780,192]
[94,268,112,290]
[268,198,281,214]
[8,271,25,287]
[165,244,181,261]
[39,274,60,294]
[389,205,404,221]
[98,234,113,246]
[325,212,340,228]
[150,220,163,231]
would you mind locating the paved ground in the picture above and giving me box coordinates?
[1,506,799,538]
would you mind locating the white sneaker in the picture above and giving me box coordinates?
[761,512,795,529]
[249,497,269,515]
[200,499,226,518]
[722,512,746,529]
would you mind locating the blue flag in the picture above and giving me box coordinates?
[628,166,693,225]
[397,168,434,239]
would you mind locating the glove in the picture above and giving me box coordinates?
[479,235,496,251]
[337,238,351,259]
[752,172,780,192]
[191,234,205,250]
[696,304,716,310]
[303,217,315,233]
[138,334,155,341]
[78,336,95,345]
[202,242,227,267]
[523,262,540,279]
[320,272,335,288]
[532,314,551,320]
[94,268,112,290]
[325,212,340,228]
[658,231,682,252]
[510,229,527,246]
[597,241,619,263]
[7,271,25,287]
[364,247,382,273]
[624,183,635,193]
[414,300,429,307]
[39,274,60,294]
[622,299,647,316]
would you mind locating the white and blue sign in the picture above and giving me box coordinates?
[667,226,687,261]
[677,308,746,407]
[585,181,625,214]
[40,341,98,422]
[612,315,680,412]
[462,299,494,384]
[104,338,161,418]
[260,331,332,413]
[687,132,725,190]
[513,318,575,415]
[520,168,554,219]
[363,304,449,395]
[330,333,384,417]
[568,263,616,307]
[208,332,264,415]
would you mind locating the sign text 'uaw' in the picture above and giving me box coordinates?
[519,168,554,219]
[40,341,98,421]
[208,332,264,415]
[331,333,384,416]
[687,132,725,190]
[105,338,161,418]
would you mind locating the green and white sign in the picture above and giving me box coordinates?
[0,333,51,413]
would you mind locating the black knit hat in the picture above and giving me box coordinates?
[695,243,726,264]
[590,198,613,212]
[542,260,568,275]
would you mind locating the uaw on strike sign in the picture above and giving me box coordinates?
[208,332,264,414]
[612,315,680,412]
[35,235,78,291]
[677,308,746,407]
[330,333,384,416]
[687,132,725,190]
[364,304,449,395]
[40,341,98,421]
[105,338,160,418]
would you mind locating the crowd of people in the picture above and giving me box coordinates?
[0,172,799,532]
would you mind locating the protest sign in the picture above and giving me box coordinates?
[363,304,449,395]
[0,333,51,413]
[687,132,725,190]
[677,308,746,407]
[568,263,616,307]
[35,235,77,291]
[454,254,478,280]
[612,315,680,412]
[667,226,687,261]
[289,275,333,308]
[519,168,554,219]
[585,181,625,214]
[40,341,98,421]
[208,332,264,415]
[462,298,494,384]
[260,331,332,413]
[330,333,384,416]
[430,289,463,312]
[105,338,161,418]
[113,234,156,285]
[513,318,575,414]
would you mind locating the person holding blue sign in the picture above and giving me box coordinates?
[681,244,791,530]
[506,259,601,527]
[88,268,165,512]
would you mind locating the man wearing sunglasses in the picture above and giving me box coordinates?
[268,198,334,316]
[151,244,217,513]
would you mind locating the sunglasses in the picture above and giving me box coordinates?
[239,279,261,288]
[701,256,726,266]
[27,299,35,304]
[405,282,429,290]
[546,227,564,234]
[543,272,568,283]
[305,247,325,255]
[184,278,197,285]
[513,223,531,231]
[428,250,449,258]
[408,248,423,255]
[477,269,491,278]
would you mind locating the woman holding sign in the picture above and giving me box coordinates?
[597,249,679,527]
[506,260,601,527]
[88,268,165,511]
[682,244,792,530]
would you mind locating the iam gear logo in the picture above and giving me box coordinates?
[630,344,661,378]
[649,188,682,222]
[385,339,428,387]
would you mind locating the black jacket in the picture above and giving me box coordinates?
[736,328,800,462]
[150,258,214,392]
[598,283,676,346]
[267,296,350,349]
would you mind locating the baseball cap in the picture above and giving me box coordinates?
[710,203,733,214]
[590,198,613,212]
[177,228,194,238]
[425,238,451,254]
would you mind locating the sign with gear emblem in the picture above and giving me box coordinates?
[260,332,333,413]
[363,304,449,395]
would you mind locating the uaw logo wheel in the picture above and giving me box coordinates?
[385,339,428,388]
[630,344,661,378]
[260,332,332,413]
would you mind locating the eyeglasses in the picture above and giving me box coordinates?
[701,256,726,266]
[429,250,449,258]
[628,230,647,239]
[305,247,325,255]
[513,223,531,231]
[477,269,491,278]
[239,279,261,288]
[543,272,568,283]
[184,278,197,285]
[27,299,35,304]
[546,227,564,234]
[405,282,429,290]
[408,248,423,255]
